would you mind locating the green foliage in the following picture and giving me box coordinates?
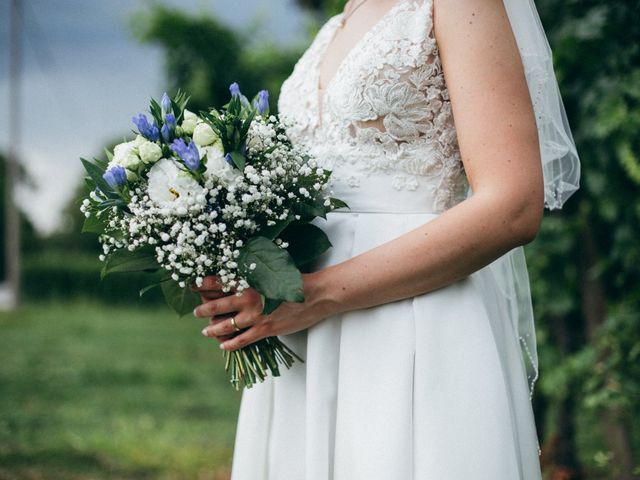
[524,0,640,475]
[237,236,304,303]
[160,279,201,318]
[132,6,302,114]
[281,223,332,269]
[100,247,159,280]
[21,251,164,305]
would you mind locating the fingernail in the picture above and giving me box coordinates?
[201,327,209,337]
[193,308,199,317]
[219,342,226,350]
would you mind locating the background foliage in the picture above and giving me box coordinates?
[1,1,638,478]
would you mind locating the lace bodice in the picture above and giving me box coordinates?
[278,0,469,213]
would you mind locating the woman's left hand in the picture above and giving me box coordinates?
[193,272,336,351]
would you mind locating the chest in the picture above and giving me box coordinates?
[279,0,441,144]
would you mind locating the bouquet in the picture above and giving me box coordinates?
[80,85,346,389]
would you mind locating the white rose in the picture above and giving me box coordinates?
[181,109,198,135]
[193,122,218,147]
[133,135,147,147]
[112,140,137,166]
[121,153,142,171]
[205,147,242,187]
[147,158,206,213]
[138,141,163,164]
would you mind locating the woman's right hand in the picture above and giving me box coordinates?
[192,276,236,343]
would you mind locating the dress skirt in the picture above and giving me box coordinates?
[231,210,543,480]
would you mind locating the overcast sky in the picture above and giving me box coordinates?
[0,0,309,232]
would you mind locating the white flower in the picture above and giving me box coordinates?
[181,109,198,135]
[205,147,242,187]
[147,158,206,213]
[112,140,138,165]
[121,154,142,171]
[193,122,218,146]
[133,135,147,147]
[138,141,163,164]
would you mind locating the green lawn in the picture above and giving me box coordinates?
[0,300,242,479]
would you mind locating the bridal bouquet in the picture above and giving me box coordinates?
[80,85,345,389]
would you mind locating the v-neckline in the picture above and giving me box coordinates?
[315,0,407,124]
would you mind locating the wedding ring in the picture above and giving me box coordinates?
[229,316,241,332]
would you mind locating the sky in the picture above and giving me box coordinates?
[0,0,309,233]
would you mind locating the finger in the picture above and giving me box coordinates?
[194,295,243,318]
[202,311,257,338]
[205,316,235,342]
[199,290,230,302]
[219,325,268,351]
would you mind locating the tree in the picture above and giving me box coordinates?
[132,5,303,113]
[527,1,640,478]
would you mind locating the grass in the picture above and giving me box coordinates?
[0,300,242,479]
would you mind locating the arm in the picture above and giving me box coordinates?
[196,0,544,349]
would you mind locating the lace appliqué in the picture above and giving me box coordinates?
[278,0,468,212]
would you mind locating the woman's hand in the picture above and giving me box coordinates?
[192,272,337,351]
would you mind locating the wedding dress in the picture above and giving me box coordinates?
[231,0,544,478]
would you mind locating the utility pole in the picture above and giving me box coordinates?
[2,0,22,310]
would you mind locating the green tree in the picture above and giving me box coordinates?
[527,1,640,478]
[132,5,303,113]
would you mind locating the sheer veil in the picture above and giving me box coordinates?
[494,0,580,398]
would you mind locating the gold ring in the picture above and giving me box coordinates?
[229,317,241,332]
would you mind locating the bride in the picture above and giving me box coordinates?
[194,0,579,478]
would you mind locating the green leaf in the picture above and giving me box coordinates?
[238,237,304,303]
[82,214,108,234]
[294,196,328,221]
[281,223,332,268]
[139,279,167,298]
[239,108,256,139]
[161,280,201,317]
[101,247,159,279]
[263,298,284,315]
[149,98,162,125]
[258,216,293,240]
[229,151,246,171]
[329,197,349,211]
[81,157,115,198]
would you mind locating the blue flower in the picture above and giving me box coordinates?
[229,82,249,107]
[229,83,241,98]
[103,165,127,189]
[254,90,269,115]
[161,92,172,116]
[161,113,177,143]
[170,138,200,171]
[132,113,160,141]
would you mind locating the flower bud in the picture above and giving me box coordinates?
[121,153,142,171]
[138,141,163,164]
[181,109,198,135]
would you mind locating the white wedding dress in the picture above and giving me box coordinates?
[231,0,543,478]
